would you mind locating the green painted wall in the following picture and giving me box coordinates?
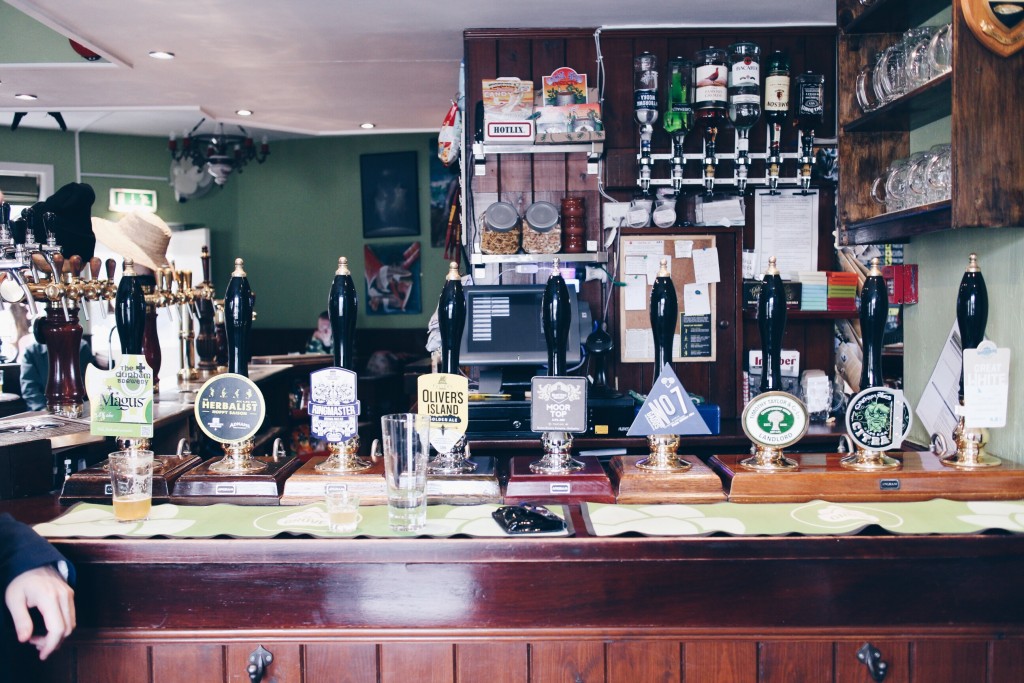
[905,229,1024,465]
[904,111,1023,464]
[0,128,445,332]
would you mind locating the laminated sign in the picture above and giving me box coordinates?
[194,374,265,443]
[85,354,153,439]
[418,372,468,454]
[628,364,710,436]
[308,367,360,443]
[530,376,587,433]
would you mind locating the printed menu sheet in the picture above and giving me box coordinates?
[753,189,819,279]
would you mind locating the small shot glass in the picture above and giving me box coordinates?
[325,489,361,533]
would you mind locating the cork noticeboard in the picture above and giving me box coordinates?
[618,234,718,364]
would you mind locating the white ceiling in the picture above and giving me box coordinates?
[0,0,836,140]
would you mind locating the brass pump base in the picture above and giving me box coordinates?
[209,438,268,474]
[841,447,902,472]
[739,445,799,472]
[635,434,691,473]
[315,437,371,474]
[943,419,1001,469]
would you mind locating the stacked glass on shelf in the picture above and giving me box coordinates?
[855,23,952,114]
[870,143,951,214]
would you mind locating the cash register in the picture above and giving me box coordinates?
[461,284,635,440]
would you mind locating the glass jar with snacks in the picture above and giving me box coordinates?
[522,201,561,254]
[480,201,521,255]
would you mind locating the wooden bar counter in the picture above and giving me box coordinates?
[6,496,1024,682]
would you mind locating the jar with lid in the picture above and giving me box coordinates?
[561,196,586,253]
[522,201,562,254]
[480,201,521,255]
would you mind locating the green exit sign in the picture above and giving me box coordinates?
[109,188,158,213]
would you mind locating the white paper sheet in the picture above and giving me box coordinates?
[624,328,654,360]
[623,274,648,310]
[674,240,693,258]
[623,239,665,256]
[753,190,819,278]
[683,283,711,316]
[915,321,963,454]
[691,247,721,284]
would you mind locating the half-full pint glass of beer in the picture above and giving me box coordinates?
[108,450,154,522]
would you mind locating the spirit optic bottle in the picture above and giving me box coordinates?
[728,42,761,133]
[634,52,658,193]
[663,58,694,195]
[764,50,790,157]
[694,47,728,194]
[663,58,694,139]
[795,71,825,192]
[728,42,761,194]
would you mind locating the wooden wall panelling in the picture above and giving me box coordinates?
[455,642,528,683]
[304,642,378,683]
[683,640,758,683]
[834,640,910,683]
[950,1,1024,230]
[910,640,988,682]
[530,641,605,683]
[380,642,453,683]
[758,640,833,683]
[989,638,1024,682]
[76,643,150,683]
[606,640,680,683]
[151,643,223,683]
[225,642,301,683]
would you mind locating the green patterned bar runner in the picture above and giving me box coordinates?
[35,503,571,539]
[582,499,1024,536]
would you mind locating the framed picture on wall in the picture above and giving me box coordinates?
[363,242,422,315]
[360,151,420,238]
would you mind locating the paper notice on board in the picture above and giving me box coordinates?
[624,274,647,310]
[623,239,665,256]
[753,190,819,278]
[624,328,655,360]
[624,255,648,275]
[674,240,693,258]
[646,256,670,284]
[683,283,711,316]
[691,247,721,284]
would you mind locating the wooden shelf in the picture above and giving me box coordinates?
[843,73,951,134]
[841,200,951,245]
[469,252,608,265]
[743,309,857,320]
[841,0,950,34]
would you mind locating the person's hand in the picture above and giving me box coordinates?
[5,565,75,660]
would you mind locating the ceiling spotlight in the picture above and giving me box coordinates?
[236,109,253,116]
[14,94,38,101]
[148,51,175,60]
[360,122,375,129]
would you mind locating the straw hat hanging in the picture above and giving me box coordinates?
[91,212,172,272]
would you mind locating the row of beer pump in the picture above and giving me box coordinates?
[744,252,1000,473]
[0,200,228,418]
[633,46,825,197]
